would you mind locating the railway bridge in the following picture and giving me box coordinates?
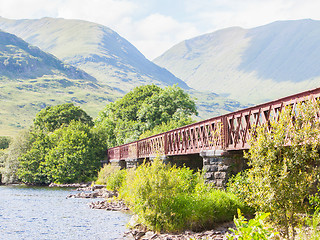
[107,87,320,187]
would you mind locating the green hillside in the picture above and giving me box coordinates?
[0,18,245,136]
[154,19,320,104]
[0,30,120,136]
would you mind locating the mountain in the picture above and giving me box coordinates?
[0,29,119,136]
[154,19,320,104]
[0,17,189,92]
[0,17,245,135]
[0,30,94,80]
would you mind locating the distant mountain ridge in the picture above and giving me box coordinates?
[0,17,190,92]
[0,29,119,135]
[0,29,94,80]
[154,19,320,104]
[0,17,246,129]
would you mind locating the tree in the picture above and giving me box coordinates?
[1,130,30,184]
[96,84,198,147]
[243,100,320,239]
[44,121,103,183]
[33,103,93,132]
[137,85,197,129]
[17,103,102,185]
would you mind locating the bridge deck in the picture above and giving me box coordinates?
[108,87,320,162]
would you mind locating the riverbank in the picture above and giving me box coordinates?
[69,185,234,240]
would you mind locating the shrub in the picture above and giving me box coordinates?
[95,164,126,191]
[241,100,320,239]
[0,136,11,149]
[227,209,279,240]
[119,157,247,232]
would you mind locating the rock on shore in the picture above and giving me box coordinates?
[123,221,235,240]
[66,187,118,199]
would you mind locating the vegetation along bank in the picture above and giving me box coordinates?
[1,84,320,239]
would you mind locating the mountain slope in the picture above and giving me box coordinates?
[0,30,118,135]
[0,30,95,81]
[154,19,320,104]
[0,17,189,92]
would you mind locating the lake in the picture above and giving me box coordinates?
[0,185,130,240]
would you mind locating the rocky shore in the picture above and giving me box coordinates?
[123,220,234,240]
[66,185,234,239]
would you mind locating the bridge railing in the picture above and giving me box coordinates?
[108,87,320,161]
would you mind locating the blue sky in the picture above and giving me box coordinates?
[0,0,319,60]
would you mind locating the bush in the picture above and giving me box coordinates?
[240,100,320,238]
[227,209,279,240]
[119,157,247,232]
[0,136,11,149]
[95,164,126,191]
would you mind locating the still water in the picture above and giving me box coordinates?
[0,185,130,240]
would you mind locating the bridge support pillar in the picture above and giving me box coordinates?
[110,160,127,169]
[200,150,246,188]
[125,159,139,169]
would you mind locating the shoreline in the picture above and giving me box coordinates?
[68,185,234,240]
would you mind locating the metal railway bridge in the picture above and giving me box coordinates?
[107,87,320,186]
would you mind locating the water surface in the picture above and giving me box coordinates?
[0,185,130,240]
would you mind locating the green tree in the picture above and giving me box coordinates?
[96,84,198,147]
[1,130,30,184]
[243,100,320,239]
[17,131,51,184]
[17,103,101,185]
[138,85,197,129]
[44,121,103,183]
[33,103,93,132]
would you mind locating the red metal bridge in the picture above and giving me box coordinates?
[108,87,320,162]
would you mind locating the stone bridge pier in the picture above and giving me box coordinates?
[108,150,246,188]
[200,150,246,187]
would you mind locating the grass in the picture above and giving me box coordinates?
[0,75,120,136]
[97,157,248,233]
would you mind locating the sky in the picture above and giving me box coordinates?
[0,0,319,60]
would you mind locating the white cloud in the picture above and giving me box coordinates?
[1,0,320,59]
[121,13,200,59]
[0,0,60,19]
[56,0,136,27]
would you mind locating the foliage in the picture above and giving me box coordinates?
[118,157,246,232]
[15,103,105,185]
[227,170,251,204]
[227,209,279,240]
[139,117,194,139]
[95,164,126,191]
[17,131,51,184]
[0,136,11,149]
[44,121,102,183]
[1,130,30,184]
[33,103,93,132]
[95,84,198,147]
[238,100,320,239]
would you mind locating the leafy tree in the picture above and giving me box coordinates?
[242,100,320,239]
[16,103,103,185]
[137,85,197,129]
[33,103,93,132]
[44,121,103,183]
[1,130,30,184]
[96,84,198,146]
[17,131,51,184]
